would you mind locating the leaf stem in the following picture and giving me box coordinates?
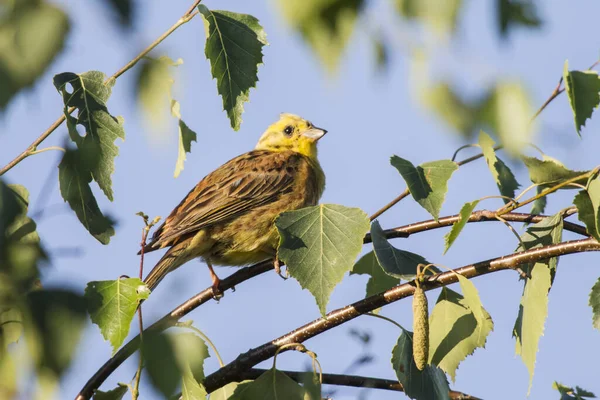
[364,312,404,330]
[0,6,201,177]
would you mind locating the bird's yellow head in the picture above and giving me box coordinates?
[255,113,327,159]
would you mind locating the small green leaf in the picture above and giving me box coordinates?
[174,119,198,178]
[181,370,207,400]
[564,60,600,135]
[553,381,596,400]
[590,278,600,331]
[136,56,182,130]
[513,263,551,395]
[350,251,399,298]
[26,290,87,378]
[574,190,600,241]
[170,332,210,383]
[428,287,493,382]
[210,382,247,400]
[276,204,370,316]
[198,5,267,130]
[516,212,563,280]
[497,0,541,37]
[370,220,432,281]
[530,186,547,217]
[444,200,479,254]
[0,1,70,109]
[302,371,321,400]
[93,383,128,400]
[277,0,364,71]
[58,148,115,244]
[229,368,306,400]
[390,156,458,221]
[479,131,520,202]
[522,156,588,187]
[53,71,125,201]
[85,278,149,354]
[391,329,450,400]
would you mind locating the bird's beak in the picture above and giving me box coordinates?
[303,127,327,142]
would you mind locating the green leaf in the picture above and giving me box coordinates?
[229,368,306,400]
[277,0,364,71]
[479,131,520,202]
[456,275,493,338]
[58,148,115,244]
[350,251,399,299]
[497,0,542,37]
[516,212,563,280]
[175,119,197,178]
[198,5,267,130]
[26,290,87,378]
[136,56,182,130]
[182,370,207,400]
[84,278,150,354]
[395,0,463,37]
[276,204,370,316]
[142,332,181,398]
[444,200,479,254]
[564,60,600,135]
[301,371,321,400]
[513,263,551,395]
[590,278,600,331]
[422,83,482,137]
[0,1,70,109]
[391,329,450,400]
[574,189,600,241]
[428,288,493,382]
[53,71,125,201]
[522,156,588,187]
[480,82,534,154]
[210,382,247,400]
[170,332,210,383]
[390,156,458,221]
[93,383,128,400]
[553,381,596,400]
[530,186,547,217]
[370,220,433,281]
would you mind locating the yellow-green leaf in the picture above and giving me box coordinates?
[444,200,479,254]
[276,204,370,316]
[93,383,128,400]
[590,278,600,331]
[198,6,267,130]
[522,155,588,187]
[479,131,520,203]
[229,368,306,400]
[85,278,150,354]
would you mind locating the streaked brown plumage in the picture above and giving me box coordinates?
[142,114,326,293]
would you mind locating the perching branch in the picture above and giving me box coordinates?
[0,2,202,177]
[201,237,600,393]
[239,368,482,400]
[74,211,592,399]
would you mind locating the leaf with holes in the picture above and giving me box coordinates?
[198,5,267,130]
[391,329,450,400]
[444,200,479,254]
[53,71,125,201]
[564,60,600,135]
[479,131,520,203]
[276,204,369,316]
[85,278,150,354]
[429,288,493,382]
[370,220,434,281]
[390,156,458,221]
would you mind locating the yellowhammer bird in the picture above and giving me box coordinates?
[142,113,327,294]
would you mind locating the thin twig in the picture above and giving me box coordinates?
[0,6,201,177]
[73,212,591,399]
[238,368,482,400]
[132,223,150,400]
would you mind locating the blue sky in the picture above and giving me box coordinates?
[3,0,600,399]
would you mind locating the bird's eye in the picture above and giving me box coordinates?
[283,126,293,136]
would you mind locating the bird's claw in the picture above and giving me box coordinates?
[273,258,289,280]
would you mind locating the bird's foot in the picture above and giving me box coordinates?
[211,278,224,300]
[273,258,289,280]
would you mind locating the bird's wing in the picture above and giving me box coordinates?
[146,150,299,250]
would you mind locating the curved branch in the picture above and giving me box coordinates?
[74,212,590,399]
[239,368,482,400]
[201,237,600,392]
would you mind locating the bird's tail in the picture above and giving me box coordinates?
[143,242,190,291]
